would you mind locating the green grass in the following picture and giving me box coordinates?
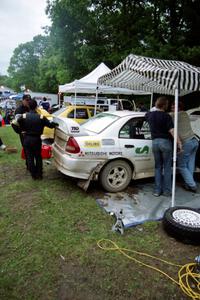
[0,126,196,300]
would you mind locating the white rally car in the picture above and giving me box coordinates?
[52,111,155,192]
[52,110,199,192]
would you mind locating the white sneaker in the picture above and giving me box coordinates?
[0,144,6,150]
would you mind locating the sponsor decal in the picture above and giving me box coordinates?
[109,152,122,156]
[70,126,80,133]
[84,141,101,148]
[102,139,115,146]
[135,145,149,155]
[78,151,85,157]
[85,151,107,156]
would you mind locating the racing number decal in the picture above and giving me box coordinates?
[135,145,149,155]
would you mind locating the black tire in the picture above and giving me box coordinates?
[163,206,200,245]
[100,160,132,192]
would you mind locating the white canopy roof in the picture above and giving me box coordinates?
[59,62,150,95]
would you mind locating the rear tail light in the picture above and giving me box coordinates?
[65,137,80,154]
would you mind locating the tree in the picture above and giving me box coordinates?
[7,0,200,93]
[8,35,49,91]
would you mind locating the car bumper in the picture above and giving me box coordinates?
[52,145,102,179]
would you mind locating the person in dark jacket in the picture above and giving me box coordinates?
[17,99,58,179]
[15,94,31,146]
[15,94,31,115]
[14,94,31,170]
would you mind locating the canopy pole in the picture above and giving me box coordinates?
[58,92,60,107]
[95,87,98,115]
[150,93,153,110]
[74,89,77,119]
[171,88,179,207]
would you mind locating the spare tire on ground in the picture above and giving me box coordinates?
[163,206,200,245]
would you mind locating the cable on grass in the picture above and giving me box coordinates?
[97,239,200,299]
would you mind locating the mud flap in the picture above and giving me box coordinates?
[77,162,104,191]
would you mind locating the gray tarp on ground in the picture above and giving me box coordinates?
[97,182,200,228]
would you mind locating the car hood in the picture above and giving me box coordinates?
[53,116,89,137]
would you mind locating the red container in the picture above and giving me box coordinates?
[21,145,52,159]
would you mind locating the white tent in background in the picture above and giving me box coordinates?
[58,62,150,95]
[98,53,200,206]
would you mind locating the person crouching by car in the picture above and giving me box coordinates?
[17,99,58,180]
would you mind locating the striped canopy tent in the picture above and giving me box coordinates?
[98,54,200,206]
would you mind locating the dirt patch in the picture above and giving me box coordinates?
[0,165,27,186]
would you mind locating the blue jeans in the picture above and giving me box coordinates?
[152,138,172,194]
[177,137,198,188]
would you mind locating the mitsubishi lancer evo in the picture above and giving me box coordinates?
[52,111,199,192]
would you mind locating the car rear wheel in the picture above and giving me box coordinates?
[163,206,200,245]
[100,160,132,192]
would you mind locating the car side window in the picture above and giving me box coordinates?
[119,117,151,139]
[140,120,152,139]
[190,111,200,115]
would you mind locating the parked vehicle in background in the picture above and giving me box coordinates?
[9,93,24,100]
[29,92,58,106]
[41,105,96,142]
[0,99,16,110]
[0,90,11,100]
[96,98,136,111]
[64,96,136,112]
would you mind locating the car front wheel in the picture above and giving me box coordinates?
[100,160,132,192]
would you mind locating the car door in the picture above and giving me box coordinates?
[118,117,154,177]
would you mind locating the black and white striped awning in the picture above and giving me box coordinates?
[98,54,200,96]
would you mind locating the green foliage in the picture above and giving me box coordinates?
[0,75,9,86]
[6,0,200,93]
[7,35,49,92]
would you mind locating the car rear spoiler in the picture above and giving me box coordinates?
[53,116,89,137]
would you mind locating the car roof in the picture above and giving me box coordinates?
[101,110,146,117]
[65,105,95,109]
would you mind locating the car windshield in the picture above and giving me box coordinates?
[81,113,119,133]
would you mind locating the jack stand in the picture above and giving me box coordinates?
[111,209,124,235]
